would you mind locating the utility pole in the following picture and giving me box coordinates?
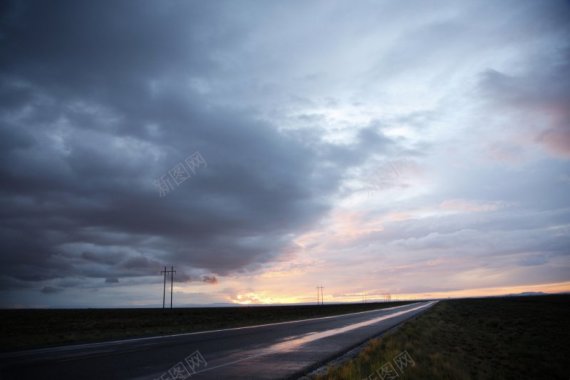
[170,265,176,309]
[161,266,176,309]
[316,286,324,305]
[161,266,167,308]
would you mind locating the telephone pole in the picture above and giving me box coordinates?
[316,286,324,305]
[161,266,166,308]
[161,266,176,309]
[170,265,176,309]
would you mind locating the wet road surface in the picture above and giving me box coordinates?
[0,301,436,380]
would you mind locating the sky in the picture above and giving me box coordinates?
[0,0,569,308]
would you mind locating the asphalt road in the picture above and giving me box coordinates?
[0,301,436,380]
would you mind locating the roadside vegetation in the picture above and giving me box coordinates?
[314,295,570,380]
[0,301,413,352]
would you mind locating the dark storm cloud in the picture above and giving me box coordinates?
[0,0,395,295]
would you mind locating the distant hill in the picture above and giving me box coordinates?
[504,291,547,297]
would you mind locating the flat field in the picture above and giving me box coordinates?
[315,295,570,380]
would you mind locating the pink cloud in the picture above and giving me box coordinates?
[479,57,570,160]
[536,126,570,158]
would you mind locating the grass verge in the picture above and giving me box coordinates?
[313,295,570,380]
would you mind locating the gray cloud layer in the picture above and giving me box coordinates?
[0,1,398,298]
[1,0,569,306]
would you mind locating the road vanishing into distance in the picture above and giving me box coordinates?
[0,301,436,380]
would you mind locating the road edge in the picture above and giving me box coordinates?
[293,301,438,380]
